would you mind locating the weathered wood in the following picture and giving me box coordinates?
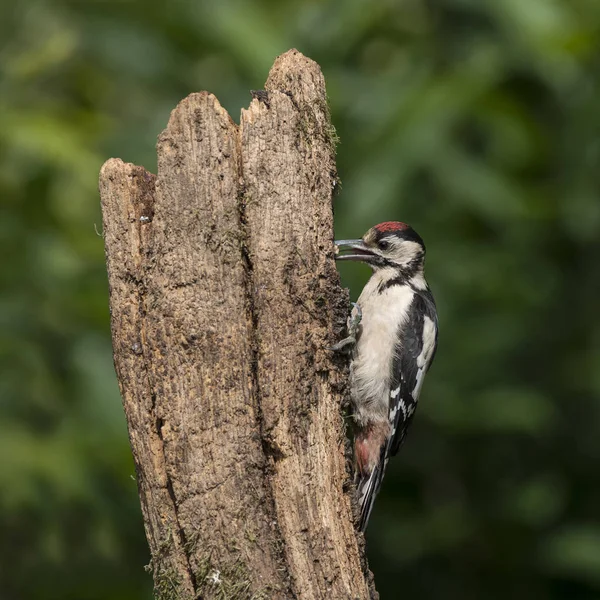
[100,49,376,600]
[99,161,198,597]
[241,50,369,599]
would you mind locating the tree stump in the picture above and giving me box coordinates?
[99,49,377,600]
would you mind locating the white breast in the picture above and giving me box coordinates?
[350,275,415,426]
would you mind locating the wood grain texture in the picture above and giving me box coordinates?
[100,50,377,600]
[99,160,197,597]
[241,49,371,600]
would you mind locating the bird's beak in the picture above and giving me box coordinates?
[334,239,377,262]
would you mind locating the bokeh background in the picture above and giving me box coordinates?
[2,1,600,599]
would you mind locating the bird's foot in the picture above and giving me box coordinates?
[330,335,356,352]
[330,302,362,353]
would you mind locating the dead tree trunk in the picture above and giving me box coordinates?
[99,49,377,600]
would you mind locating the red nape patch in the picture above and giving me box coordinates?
[374,221,410,233]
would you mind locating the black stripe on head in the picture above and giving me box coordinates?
[371,221,426,252]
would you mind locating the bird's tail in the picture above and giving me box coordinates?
[357,452,388,531]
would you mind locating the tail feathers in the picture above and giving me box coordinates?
[357,457,387,531]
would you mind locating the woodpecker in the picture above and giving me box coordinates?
[334,221,438,531]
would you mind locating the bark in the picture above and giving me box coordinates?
[100,49,377,600]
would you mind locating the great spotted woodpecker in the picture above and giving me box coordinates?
[334,221,438,531]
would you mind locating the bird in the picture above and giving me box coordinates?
[333,221,438,531]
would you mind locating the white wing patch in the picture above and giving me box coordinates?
[412,315,437,399]
[388,389,406,423]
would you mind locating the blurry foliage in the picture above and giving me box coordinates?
[1,0,600,599]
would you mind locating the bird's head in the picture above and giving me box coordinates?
[335,221,425,273]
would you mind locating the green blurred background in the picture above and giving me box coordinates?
[2,1,600,598]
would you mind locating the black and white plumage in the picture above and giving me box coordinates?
[335,222,438,531]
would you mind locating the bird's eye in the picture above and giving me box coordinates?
[379,240,390,250]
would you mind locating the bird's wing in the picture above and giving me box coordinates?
[389,289,438,455]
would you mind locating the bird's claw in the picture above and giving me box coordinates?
[330,336,356,353]
[330,302,362,353]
